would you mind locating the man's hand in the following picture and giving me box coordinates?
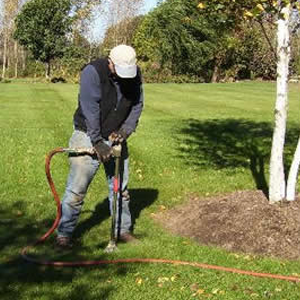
[109,129,128,144]
[94,141,112,162]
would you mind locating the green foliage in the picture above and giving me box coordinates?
[0,78,12,83]
[53,41,89,80]
[137,61,202,83]
[247,24,277,79]
[290,33,300,76]
[197,0,284,21]
[133,0,277,82]
[14,0,73,64]
[134,0,221,81]
[51,31,103,82]
[8,0,292,82]
[133,16,160,75]
[217,23,276,81]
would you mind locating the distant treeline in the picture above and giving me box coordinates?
[1,0,300,83]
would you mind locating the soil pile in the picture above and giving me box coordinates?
[154,190,300,260]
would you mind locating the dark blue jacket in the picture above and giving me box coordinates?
[73,58,144,144]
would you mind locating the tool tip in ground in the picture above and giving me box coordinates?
[104,240,119,253]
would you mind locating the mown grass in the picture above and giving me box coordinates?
[0,81,300,299]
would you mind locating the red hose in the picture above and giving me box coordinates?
[21,148,300,283]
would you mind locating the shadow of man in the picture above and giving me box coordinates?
[74,188,158,238]
[129,188,159,230]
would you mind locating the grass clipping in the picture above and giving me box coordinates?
[154,190,300,260]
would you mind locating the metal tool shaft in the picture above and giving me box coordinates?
[62,145,122,253]
[105,144,122,253]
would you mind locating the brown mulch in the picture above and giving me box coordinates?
[153,190,300,260]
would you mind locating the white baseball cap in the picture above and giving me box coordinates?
[109,45,137,78]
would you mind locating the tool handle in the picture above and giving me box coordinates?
[63,144,121,157]
[112,144,122,158]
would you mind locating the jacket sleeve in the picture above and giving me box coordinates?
[79,65,102,145]
[120,84,144,136]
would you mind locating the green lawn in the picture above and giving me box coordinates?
[0,81,299,299]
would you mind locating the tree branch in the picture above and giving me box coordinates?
[257,20,277,61]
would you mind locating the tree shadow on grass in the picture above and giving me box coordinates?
[0,201,40,253]
[0,189,158,299]
[0,259,114,300]
[130,188,159,230]
[0,257,114,300]
[176,118,299,197]
[0,201,135,300]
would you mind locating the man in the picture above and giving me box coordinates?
[56,45,144,249]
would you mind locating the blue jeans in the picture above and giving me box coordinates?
[57,130,132,238]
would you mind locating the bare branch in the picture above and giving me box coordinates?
[257,20,277,61]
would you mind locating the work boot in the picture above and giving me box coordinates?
[56,236,73,249]
[118,233,139,244]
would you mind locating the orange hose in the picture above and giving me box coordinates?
[21,148,300,284]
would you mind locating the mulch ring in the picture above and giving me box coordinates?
[153,190,300,260]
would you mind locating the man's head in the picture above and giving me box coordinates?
[108,45,137,79]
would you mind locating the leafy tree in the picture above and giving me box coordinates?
[14,0,73,78]
[134,0,272,83]
[219,22,276,81]
[134,0,226,81]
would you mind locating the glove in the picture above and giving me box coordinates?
[109,129,128,144]
[94,140,112,162]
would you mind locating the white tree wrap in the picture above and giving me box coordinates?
[269,4,290,203]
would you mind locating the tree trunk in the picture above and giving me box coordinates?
[7,50,10,69]
[45,61,51,79]
[14,41,18,78]
[2,33,7,79]
[211,60,221,83]
[269,5,291,203]
[286,135,300,201]
[22,48,26,73]
[34,60,37,79]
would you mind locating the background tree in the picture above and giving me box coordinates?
[50,0,102,81]
[14,0,73,78]
[134,0,221,82]
[198,0,300,202]
[1,0,22,78]
[100,0,143,49]
[101,15,144,55]
[70,0,102,43]
[133,0,274,83]
[52,31,95,81]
